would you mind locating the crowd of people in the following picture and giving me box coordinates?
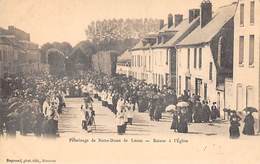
[0,71,257,138]
[0,74,67,137]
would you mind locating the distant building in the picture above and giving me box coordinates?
[176,2,237,110]
[116,50,131,77]
[92,51,118,75]
[0,26,46,78]
[225,0,260,130]
[0,36,19,78]
[130,11,200,89]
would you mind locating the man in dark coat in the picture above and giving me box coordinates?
[242,112,255,135]
[193,101,202,123]
[148,98,155,121]
[202,101,211,123]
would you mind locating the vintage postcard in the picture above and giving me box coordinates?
[0,0,259,163]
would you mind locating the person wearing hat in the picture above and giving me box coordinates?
[242,111,255,135]
[229,111,241,139]
[148,96,155,121]
[81,102,94,132]
[126,99,134,125]
[170,111,179,132]
[193,101,202,123]
[115,108,125,135]
[210,102,219,122]
[202,101,211,123]
[154,96,162,122]
[177,109,188,133]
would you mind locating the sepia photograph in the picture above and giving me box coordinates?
[0,0,259,163]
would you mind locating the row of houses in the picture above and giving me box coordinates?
[117,0,259,130]
[0,26,48,79]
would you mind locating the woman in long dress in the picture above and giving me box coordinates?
[116,109,125,135]
[242,112,255,135]
[170,111,178,132]
[229,111,241,139]
[177,110,188,133]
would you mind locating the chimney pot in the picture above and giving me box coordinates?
[200,0,212,28]
[189,9,200,23]
[159,19,164,30]
[175,14,183,27]
[168,14,173,28]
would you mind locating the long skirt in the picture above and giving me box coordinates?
[177,122,188,133]
[117,125,123,135]
[229,125,240,139]
[242,124,255,135]
[127,118,133,125]
[6,119,17,136]
[170,119,178,130]
[122,123,127,133]
[94,94,98,99]
[102,101,108,107]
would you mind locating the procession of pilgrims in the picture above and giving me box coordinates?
[0,71,257,137]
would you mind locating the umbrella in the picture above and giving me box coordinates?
[223,108,231,112]
[8,97,19,104]
[165,105,176,112]
[8,102,23,110]
[7,112,19,119]
[176,101,189,107]
[243,107,258,113]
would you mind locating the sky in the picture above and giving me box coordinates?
[0,0,235,46]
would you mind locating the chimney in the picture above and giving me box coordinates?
[201,0,212,28]
[159,19,164,30]
[168,13,173,28]
[189,9,200,23]
[175,14,183,27]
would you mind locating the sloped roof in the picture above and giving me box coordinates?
[117,50,131,63]
[156,17,200,48]
[159,23,176,33]
[131,16,200,50]
[178,3,237,46]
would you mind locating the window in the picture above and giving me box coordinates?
[218,37,223,66]
[166,50,168,65]
[250,1,255,25]
[239,36,244,65]
[246,86,254,107]
[240,4,244,26]
[199,48,202,68]
[3,50,7,61]
[0,50,2,61]
[194,48,197,68]
[187,48,190,69]
[249,35,255,66]
[149,56,151,71]
[178,76,182,95]
[165,73,169,86]
[236,84,243,110]
[209,62,213,80]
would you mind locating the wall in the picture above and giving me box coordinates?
[130,48,170,88]
[0,44,17,78]
[177,46,222,107]
[227,0,260,130]
[92,51,118,75]
[230,0,260,111]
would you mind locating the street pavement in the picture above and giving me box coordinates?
[1,97,260,164]
[58,97,258,139]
